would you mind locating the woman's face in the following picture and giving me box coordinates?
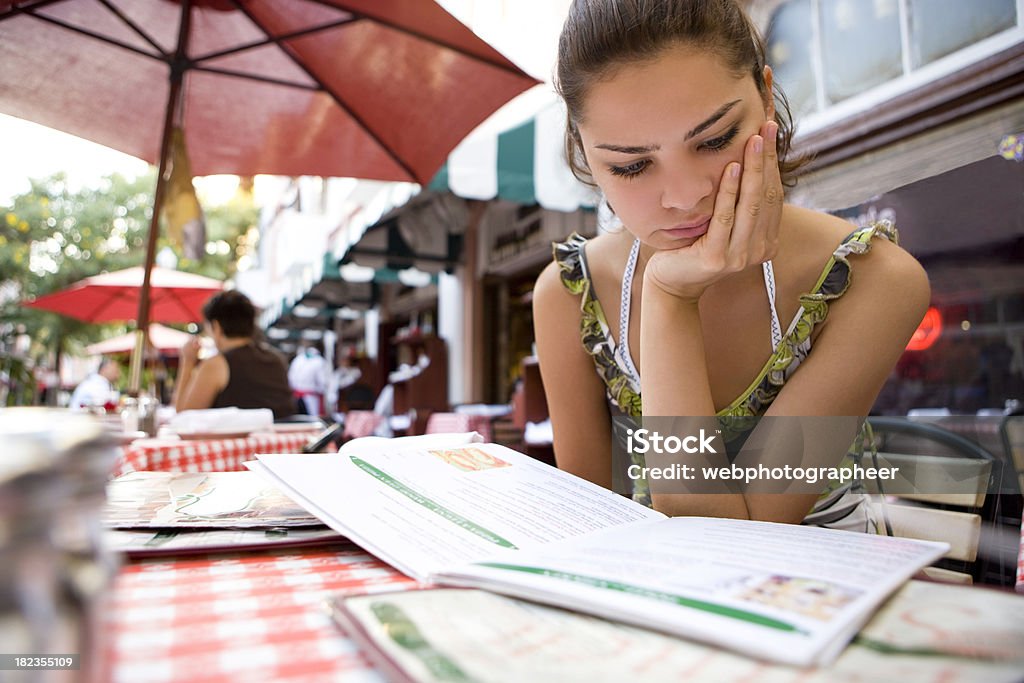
[577,44,773,250]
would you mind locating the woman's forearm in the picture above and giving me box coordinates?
[639,279,713,416]
[173,360,195,411]
[640,279,750,518]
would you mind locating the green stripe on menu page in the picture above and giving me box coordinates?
[350,457,517,549]
[370,602,476,682]
[476,563,806,634]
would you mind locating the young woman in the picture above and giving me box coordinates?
[533,0,929,528]
[175,290,295,419]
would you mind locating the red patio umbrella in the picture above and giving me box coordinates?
[0,0,539,391]
[25,266,223,324]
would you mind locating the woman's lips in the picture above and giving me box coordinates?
[663,218,711,240]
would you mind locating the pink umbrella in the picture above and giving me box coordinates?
[86,323,192,356]
[25,266,222,324]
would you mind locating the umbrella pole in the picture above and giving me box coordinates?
[129,0,192,396]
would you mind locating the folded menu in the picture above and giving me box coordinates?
[249,443,948,667]
[103,527,345,557]
[103,471,325,528]
[169,407,273,435]
[328,583,1024,683]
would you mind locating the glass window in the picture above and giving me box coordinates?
[766,0,818,117]
[910,0,1017,66]
[821,0,904,103]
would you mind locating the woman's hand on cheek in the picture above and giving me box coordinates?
[645,121,783,302]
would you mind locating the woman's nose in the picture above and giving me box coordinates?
[659,163,714,212]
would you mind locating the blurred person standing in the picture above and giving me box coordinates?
[174,290,295,419]
[289,342,329,416]
[69,357,120,410]
[327,353,363,414]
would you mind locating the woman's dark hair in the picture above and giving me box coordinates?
[202,290,256,338]
[556,0,805,187]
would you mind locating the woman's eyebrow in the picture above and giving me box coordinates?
[593,99,743,153]
[594,142,659,154]
[685,99,742,140]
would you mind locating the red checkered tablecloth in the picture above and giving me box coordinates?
[113,430,320,478]
[105,545,418,682]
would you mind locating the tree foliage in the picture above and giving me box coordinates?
[0,170,259,402]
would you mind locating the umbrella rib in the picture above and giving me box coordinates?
[0,0,63,23]
[20,12,164,61]
[226,0,420,183]
[191,17,361,64]
[192,65,320,91]
[76,287,124,323]
[95,0,168,57]
[169,288,200,323]
[305,0,529,74]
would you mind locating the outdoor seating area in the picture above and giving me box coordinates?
[2,1,1024,682]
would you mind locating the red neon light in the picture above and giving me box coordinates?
[906,306,942,351]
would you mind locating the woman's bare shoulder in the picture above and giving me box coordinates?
[784,206,928,306]
[579,229,634,285]
[781,205,858,252]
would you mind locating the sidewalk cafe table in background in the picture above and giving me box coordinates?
[113,429,320,478]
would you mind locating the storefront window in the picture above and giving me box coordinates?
[821,0,904,103]
[834,155,1024,416]
[761,0,1021,125]
[910,0,1017,66]
[766,0,817,118]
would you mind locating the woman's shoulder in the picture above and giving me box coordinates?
[783,206,928,306]
[547,229,629,294]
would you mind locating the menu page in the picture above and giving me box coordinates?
[438,517,948,666]
[331,586,1024,683]
[250,444,663,581]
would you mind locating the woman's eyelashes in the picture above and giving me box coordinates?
[699,124,741,153]
[607,159,651,179]
[605,124,744,179]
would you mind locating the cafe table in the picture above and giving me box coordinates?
[102,542,1024,683]
[103,544,417,682]
[112,428,321,478]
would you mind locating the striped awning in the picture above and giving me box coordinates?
[428,100,599,212]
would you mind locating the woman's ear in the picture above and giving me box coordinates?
[763,65,776,121]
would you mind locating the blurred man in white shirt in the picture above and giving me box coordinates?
[288,343,329,416]
[69,357,120,409]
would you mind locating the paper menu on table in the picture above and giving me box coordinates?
[103,471,323,528]
[250,443,949,667]
[855,580,1024,660]
[437,516,948,666]
[102,526,345,556]
[330,586,1024,683]
[249,444,664,581]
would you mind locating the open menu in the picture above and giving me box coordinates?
[328,583,1024,683]
[249,443,948,667]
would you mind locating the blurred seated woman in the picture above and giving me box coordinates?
[174,290,295,419]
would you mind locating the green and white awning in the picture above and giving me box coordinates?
[428,101,599,211]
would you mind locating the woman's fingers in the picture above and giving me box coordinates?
[762,121,783,261]
[705,160,742,258]
[726,132,766,266]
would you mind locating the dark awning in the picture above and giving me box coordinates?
[339,192,468,275]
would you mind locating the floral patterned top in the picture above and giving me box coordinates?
[552,221,899,531]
